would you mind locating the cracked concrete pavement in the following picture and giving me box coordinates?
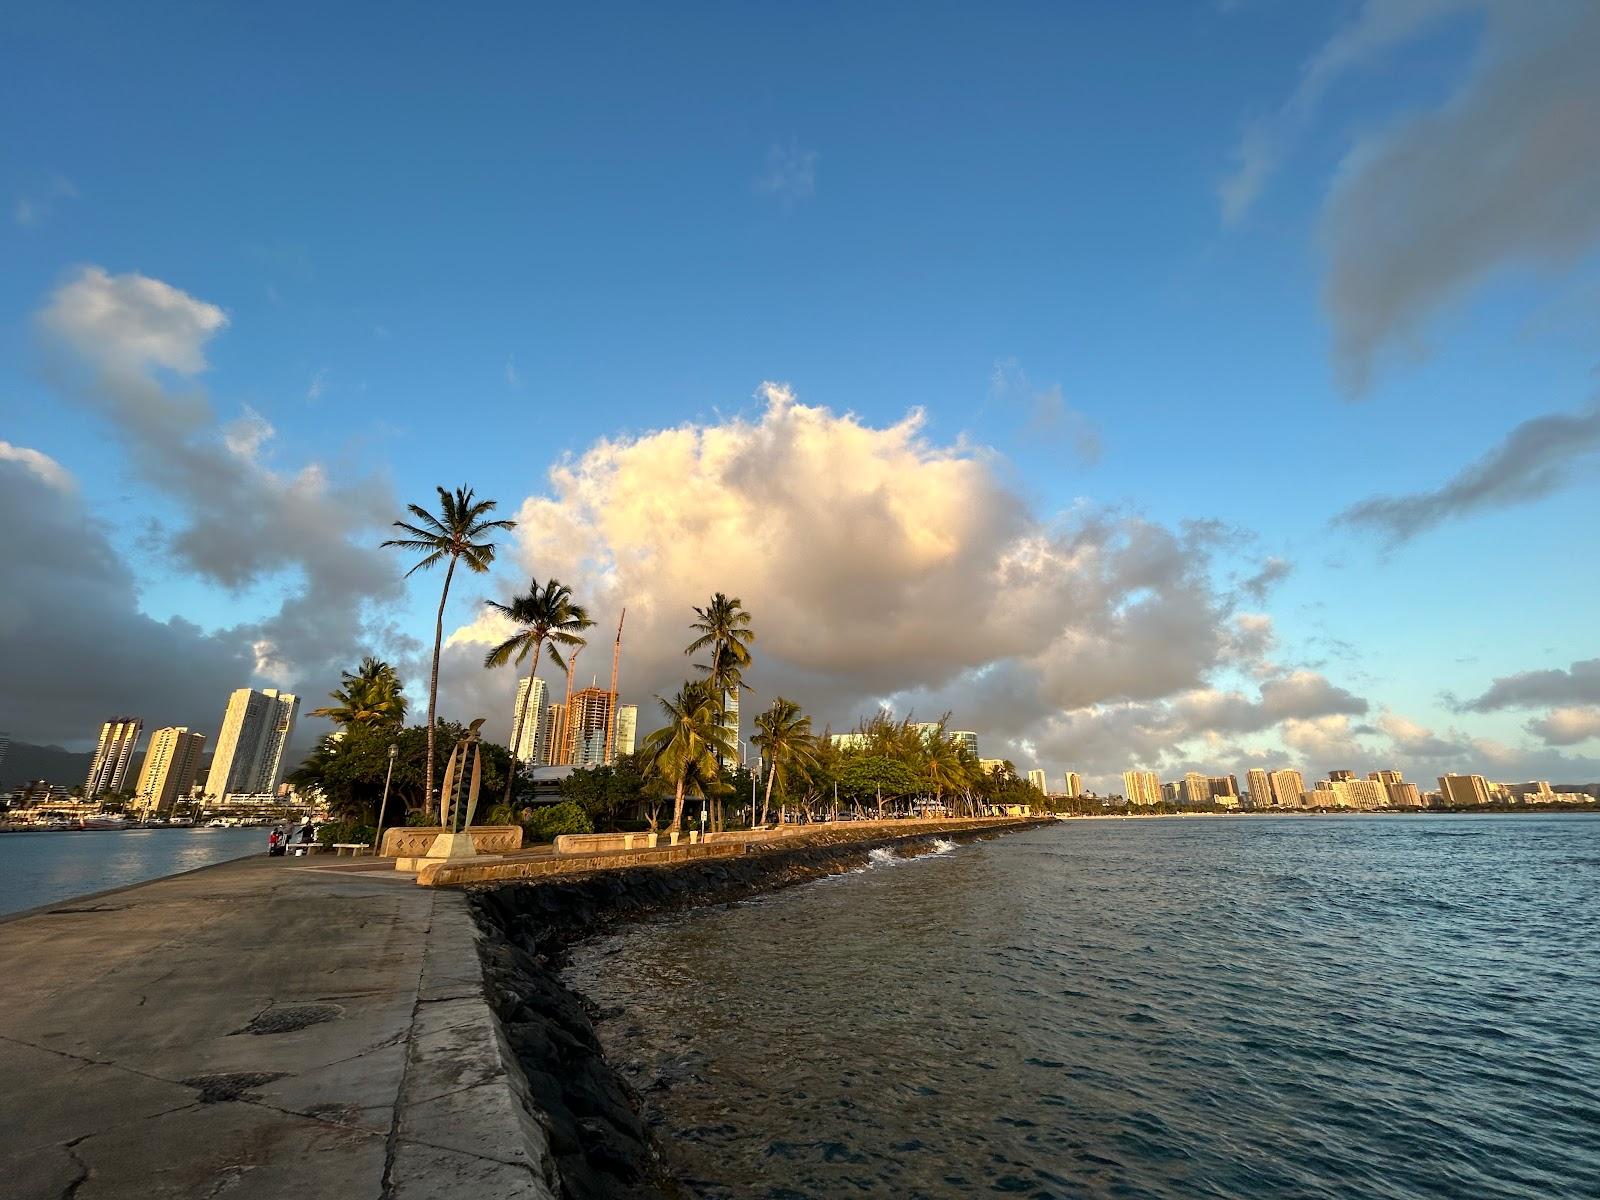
[0,855,558,1199]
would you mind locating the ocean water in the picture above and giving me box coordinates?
[0,827,265,917]
[565,815,1600,1198]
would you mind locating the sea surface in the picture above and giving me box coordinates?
[0,826,265,917]
[565,815,1600,1198]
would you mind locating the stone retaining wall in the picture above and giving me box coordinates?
[380,824,523,858]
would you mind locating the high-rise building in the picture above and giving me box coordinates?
[978,757,1008,774]
[1123,769,1160,806]
[542,704,567,766]
[510,676,548,765]
[1438,774,1492,807]
[1063,771,1082,798]
[0,730,9,779]
[134,728,206,816]
[614,705,637,757]
[1270,768,1306,809]
[207,689,299,802]
[1182,771,1211,806]
[1327,777,1386,809]
[567,686,616,768]
[832,733,870,751]
[1027,768,1047,793]
[1387,781,1422,807]
[1246,768,1272,808]
[1329,769,1356,782]
[911,722,943,743]
[86,718,143,798]
[1209,775,1240,800]
[951,731,979,757]
[720,686,740,765]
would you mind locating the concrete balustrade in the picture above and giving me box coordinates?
[380,825,523,858]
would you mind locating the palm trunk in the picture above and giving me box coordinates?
[503,633,545,808]
[670,777,686,833]
[759,759,776,827]
[425,557,458,812]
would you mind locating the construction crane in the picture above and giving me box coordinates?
[605,608,626,764]
[559,648,580,764]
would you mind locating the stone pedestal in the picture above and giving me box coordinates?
[396,829,500,873]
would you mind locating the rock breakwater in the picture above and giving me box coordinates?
[470,819,1050,1199]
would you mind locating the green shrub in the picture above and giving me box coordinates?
[523,800,593,843]
[316,821,376,847]
[404,809,435,827]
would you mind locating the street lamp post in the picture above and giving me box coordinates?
[373,743,399,858]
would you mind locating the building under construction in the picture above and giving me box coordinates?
[539,608,631,769]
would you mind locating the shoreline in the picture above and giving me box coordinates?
[469,817,1054,1199]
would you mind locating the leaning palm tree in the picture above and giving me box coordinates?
[382,486,515,806]
[685,593,755,762]
[481,578,595,807]
[642,681,736,833]
[751,698,818,827]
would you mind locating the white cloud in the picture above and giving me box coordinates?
[1526,706,1600,747]
[307,367,328,401]
[443,384,1336,778]
[40,266,227,375]
[0,441,73,492]
[505,356,520,388]
[754,142,818,204]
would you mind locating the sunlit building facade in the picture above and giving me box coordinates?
[86,717,143,798]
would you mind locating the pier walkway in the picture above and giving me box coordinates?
[0,856,554,1200]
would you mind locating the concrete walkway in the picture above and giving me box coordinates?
[0,856,555,1200]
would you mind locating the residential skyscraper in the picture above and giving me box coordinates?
[951,730,979,756]
[1063,771,1082,798]
[614,705,637,757]
[134,728,206,817]
[1270,768,1306,809]
[1123,769,1160,806]
[207,688,299,802]
[542,704,567,766]
[86,718,143,798]
[1027,769,1047,794]
[1182,771,1211,805]
[721,686,740,763]
[510,676,548,765]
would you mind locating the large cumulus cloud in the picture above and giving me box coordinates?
[444,384,1358,785]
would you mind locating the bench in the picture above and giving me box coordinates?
[331,842,371,857]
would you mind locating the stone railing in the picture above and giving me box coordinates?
[379,825,523,858]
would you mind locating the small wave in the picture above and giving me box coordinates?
[931,838,956,854]
[867,847,899,867]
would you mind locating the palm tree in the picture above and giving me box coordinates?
[382,486,515,806]
[750,698,818,827]
[481,578,595,807]
[685,593,755,762]
[642,681,736,833]
[311,657,407,728]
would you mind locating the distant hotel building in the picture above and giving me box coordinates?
[1269,768,1306,809]
[721,686,740,765]
[1244,768,1270,808]
[951,730,979,756]
[1027,769,1047,794]
[1063,771,1082,798]
[542,704,567,766]
[86,718,143,798]
[831,733,870,751]
[566,686,617,768]
[208,688,298,803]
[1183,771,1211,806]
[1123,769,1160,806]
[134,727,205,817]
[1438,774,1492,807]
[510,676,548,765]
[1368,769,1421,808]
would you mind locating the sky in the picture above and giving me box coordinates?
[3,0,1600,791]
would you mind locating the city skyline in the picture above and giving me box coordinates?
[4,4,1599,792]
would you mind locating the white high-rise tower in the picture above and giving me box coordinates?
[86,718,143,798]
[510,676,548,765]
[207,688,299,803]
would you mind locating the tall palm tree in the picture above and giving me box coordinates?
[481,578,595,807]
[685,593,755,762]
[751,698,818,827]
[382,486,515,806]
[311,657,408,728]
[642,681,736,833]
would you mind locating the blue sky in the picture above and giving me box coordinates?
[4,1,1599,787]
